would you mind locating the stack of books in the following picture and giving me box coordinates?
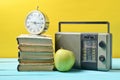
[16,34,54,71]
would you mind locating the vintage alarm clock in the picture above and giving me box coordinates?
[25,10,49,34]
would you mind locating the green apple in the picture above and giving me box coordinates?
[54,49,75,72]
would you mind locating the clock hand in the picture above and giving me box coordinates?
[30,22,41,24]
[34,22,41,24]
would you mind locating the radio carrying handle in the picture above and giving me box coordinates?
[58,21,110,33]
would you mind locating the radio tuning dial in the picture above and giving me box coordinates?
[99,55,105,62]
[99,41,106,48]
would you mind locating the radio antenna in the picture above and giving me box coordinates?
[37,0,39,10]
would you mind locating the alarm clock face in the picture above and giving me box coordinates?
[25,10,48,34]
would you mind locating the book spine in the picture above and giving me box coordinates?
[19,53,54,60]
[18,46,53,52]
[19,43,53,46]
[18,52,20,58]
[16,37,19,44]
[18,59,54,63]
[17,65,54,71]
[17,64,20,71]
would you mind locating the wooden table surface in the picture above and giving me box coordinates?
[0,58,120,80]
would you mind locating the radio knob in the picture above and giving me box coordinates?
[99,55,105,62]
[99,41,106,49]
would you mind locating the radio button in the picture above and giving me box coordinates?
[99,55,105,62]
[99,41,106,49]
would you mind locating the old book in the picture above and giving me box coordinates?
[18,58,54,63]
[17,34,52,45]
[17,63,54,71]
[18,51,53,59]
[18,44,53,52]
[19,63,54,65]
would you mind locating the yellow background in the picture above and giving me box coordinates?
[0,0,120,58]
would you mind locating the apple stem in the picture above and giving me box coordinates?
[60,47,63,49]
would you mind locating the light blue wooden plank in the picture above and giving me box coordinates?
[112,58,120,69]
[0,69,120,75]
[0,59,18,70]
[0,70,120,80]
[0,58,119,80]
[0,58,119,70]
[0,58,17,62]
[0,75,119,80]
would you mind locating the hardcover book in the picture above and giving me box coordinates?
[16,34,54,71]
[17,34,52,45]
[18,63,54,71]
[18,51,53,59]
[18,44,53,52]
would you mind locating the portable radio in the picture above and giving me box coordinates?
[55,21,112,71]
